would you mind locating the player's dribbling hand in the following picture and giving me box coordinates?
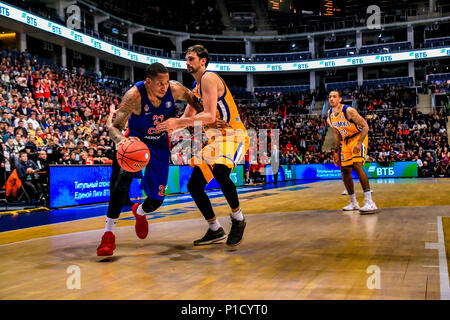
[156,118,178,132]
[204,119,230,130]
[353,142,362,155]
[118,136,140,147]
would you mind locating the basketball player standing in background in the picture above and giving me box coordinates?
[97,62,203,256]
[328,90,378,214]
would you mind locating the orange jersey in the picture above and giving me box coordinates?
[191,71,247,136]
[328,105,362,139]
[190,71,249,182]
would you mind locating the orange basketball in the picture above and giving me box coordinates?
[116,139,150,172]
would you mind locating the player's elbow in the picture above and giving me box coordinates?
[204,113,216,125]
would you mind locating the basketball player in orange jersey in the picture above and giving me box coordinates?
[97,62,205,256]
[158,45,249,246]
[328,90,378,214]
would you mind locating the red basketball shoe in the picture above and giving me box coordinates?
[132,202,148,239]
[97,231,116,256]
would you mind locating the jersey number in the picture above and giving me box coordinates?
[153,115,164,126]
[148,115,165,135]
[158,185,166,197]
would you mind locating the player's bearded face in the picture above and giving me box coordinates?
[186,53,201,74]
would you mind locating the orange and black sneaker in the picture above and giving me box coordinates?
[97,231,116,256]
[132,202,148,239]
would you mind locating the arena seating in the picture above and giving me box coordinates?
[359,41,412,55]
[424,36,450,48]
[252,52,312,63]
[355,84,449,177]
[323,48,357,58]
[1,44,449,206]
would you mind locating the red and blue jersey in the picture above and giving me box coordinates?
[128,81,177,146]
[126,81,177,200]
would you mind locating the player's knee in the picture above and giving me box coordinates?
[142,198,163,213]
[187,177,197,194]
[342,166,353,175]
[113,171,134,191]
[187,167,207,194]
[212,164,232,184]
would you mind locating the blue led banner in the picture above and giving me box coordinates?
[49,165,143,208]
[49,162,417,207]
[291,161,418,180]
[49,164,246,208]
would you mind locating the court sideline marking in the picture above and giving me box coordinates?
[425,216,450,300]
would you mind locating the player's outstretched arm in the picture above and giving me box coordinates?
[158,74,217,132]
[109,87,141,145]
[169,80,203,113]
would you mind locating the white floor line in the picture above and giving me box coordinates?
[425,216,450,300]
[423,265,440,268]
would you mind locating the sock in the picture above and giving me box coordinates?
[136,204,146,216]
[105,218,118,232]
[208,218,221,231]
[349,193,357,204]
[231,208,244,221]
[364,190,372,202]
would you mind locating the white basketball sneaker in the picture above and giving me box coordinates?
[359,200,378,214]
[341,189,348,195]
[343,201,360,211]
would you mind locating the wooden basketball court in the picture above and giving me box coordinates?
[1,178,450,299]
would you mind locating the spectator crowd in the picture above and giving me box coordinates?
[1,47,449,204]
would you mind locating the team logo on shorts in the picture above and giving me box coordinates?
[340,115,344,119]
[166,101,172,108]
[144,105,149,112]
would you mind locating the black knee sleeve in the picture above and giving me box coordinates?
[142,197,163,213]
[110,150,121,192]
[106,169,134,219]
[187,166,208,195]
[113,169,134,191]
[187,166,215,221]
[212,164,240,210]
[212,163,232,178]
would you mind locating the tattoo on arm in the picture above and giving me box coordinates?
[109,88,140,144]
[347,107,369,143]
[170,80,204,112]
[183,89,203,112]
[181,104,197,119]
